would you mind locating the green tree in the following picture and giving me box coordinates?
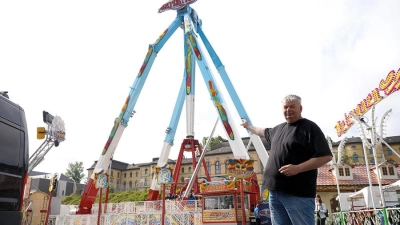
[341,150,350,164]
[201,135,226,152]
[65,161,85,183]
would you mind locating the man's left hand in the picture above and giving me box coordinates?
[278,164,299,176]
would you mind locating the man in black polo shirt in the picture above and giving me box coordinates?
[241,94,332,225]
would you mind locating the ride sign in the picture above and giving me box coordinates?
[94,172,109,189]
[335,68,400,137]
[226,158,254,179]
[156,167,173,184]
[50,115,66,142]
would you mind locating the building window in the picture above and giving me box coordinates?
[111,171,114,176]
[352,154,359,163]
[225,160,229,173]
[369,148,373,154]
[215,161,221,174]
[130,172,132,178]
[387,148,393,155]
[388,166,395,175]
[144,178,148,186]
[182,168,185,173]
[338,168,344,176]
[181,177,184,182]
[188,167,192,173]
[370,158,375,163]
[136,171,138,177]
[206,162,211,174]
[338,166,351,177]
[382,167,388,175]
[129,181,132,189]
[124,173,126,178]
[145,169,148,175]
[382,165,396,176]
[351,145,356,149]
[135,181,138,187]
[345,168,350,176]
[117,172,120,178]
[123,181,126,190]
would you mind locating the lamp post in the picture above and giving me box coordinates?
[45,175,57,225]
[350,105,392,225]
[361,142,376,209]
[327,136,346,225]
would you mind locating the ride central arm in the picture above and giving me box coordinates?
[75,17,182,215]
[196,25,269,167]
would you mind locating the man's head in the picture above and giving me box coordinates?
[282,94,303,123]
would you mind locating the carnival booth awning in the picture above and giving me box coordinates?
[349,186,382,209]
[382,180,400,191]
[348,185,400,208]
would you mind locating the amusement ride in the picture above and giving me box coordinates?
[70,0,269,224]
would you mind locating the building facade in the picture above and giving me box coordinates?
[333,136,400,164]
[87,136,400,211]
[87,137,268,192]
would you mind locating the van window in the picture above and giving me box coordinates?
[0,121,22,174]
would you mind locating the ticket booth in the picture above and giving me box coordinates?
[200,179,254,225]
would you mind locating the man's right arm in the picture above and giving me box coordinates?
[240,120,266,137]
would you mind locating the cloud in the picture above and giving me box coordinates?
[1,1,399,174]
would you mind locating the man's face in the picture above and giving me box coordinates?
[282,100,302,123]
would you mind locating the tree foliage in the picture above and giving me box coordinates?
[341,150,350,164]
[65,161,85,183]
[201,135,226,152]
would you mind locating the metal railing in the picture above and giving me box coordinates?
[50,200,202,225]
[49,202,400,224]
[325,207,400,225]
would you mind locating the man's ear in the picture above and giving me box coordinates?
[300,105,303,112]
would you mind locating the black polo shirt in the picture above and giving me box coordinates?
[262,118,332,197]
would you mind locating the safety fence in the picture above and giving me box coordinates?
[325,207,400,225]
[49,200,202,225]
[49,202,400,224]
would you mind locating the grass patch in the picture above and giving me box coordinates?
[62,189,149,205]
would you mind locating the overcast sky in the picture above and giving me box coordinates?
[1,0,399,178]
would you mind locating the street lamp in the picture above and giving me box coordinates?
[350,105,392,209]
[327,136,347,213]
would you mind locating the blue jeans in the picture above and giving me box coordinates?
[269,190,314,225]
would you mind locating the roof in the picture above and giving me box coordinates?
[317,163,400,187]
[29,171,48,176]
[136,158,176,166]
[207,137,271,156]
[126,164,140,170]
[28,172,75,183]
[58,173,74,182]
[88,159,131,170]
[210,137,271,151]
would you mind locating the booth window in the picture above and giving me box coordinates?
[204,195,234,210]
[236,195,249,209]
